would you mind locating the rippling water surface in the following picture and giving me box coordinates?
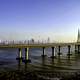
[0,46,80,72]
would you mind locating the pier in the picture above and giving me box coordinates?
[0,42,80,63]
[0,29,80,63]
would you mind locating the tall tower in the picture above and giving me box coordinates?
[77,29,80,43]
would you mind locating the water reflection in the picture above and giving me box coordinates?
[1,47,80,72]
[67,53,71,59]
[66,56,71,66]
[51,58,54,64]
[41,56,47,71]
[16,52,80,72]
[25,63,28,71]
[57,56,61,66]
[17,59,22,70]
[42,56,46,66]
[17,59,29,71]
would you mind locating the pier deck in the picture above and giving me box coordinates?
[0,42,79,48]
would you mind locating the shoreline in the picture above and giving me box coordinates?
[0,68,80,80]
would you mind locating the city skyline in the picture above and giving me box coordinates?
[0,0,80,42]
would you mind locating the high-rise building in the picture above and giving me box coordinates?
[77,28,80,42]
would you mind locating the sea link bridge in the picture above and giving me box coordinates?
[0,30,80,63]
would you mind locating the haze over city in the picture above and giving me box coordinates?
[0,0,80,42]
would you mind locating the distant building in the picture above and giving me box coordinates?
[77,29,80,43]
[0,40,1,43]
[47,37,50,43]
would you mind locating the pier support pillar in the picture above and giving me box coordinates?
[67,45,71,56]
[23,48,31,63]
[75,45,77,53]
[42,47,46,57]
[51,47,55,58]
[78,45,80,53]
[58,46,61,55]
[25,48,29,60]
[16,48,23,60]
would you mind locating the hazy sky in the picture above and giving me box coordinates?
[0,0,80,42]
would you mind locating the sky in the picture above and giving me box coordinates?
[0,0,80,42]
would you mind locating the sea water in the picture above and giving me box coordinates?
[0,45,79,72]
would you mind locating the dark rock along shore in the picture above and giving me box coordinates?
[0,69,80,80]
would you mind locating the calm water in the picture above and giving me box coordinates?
[0,45,80,72]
